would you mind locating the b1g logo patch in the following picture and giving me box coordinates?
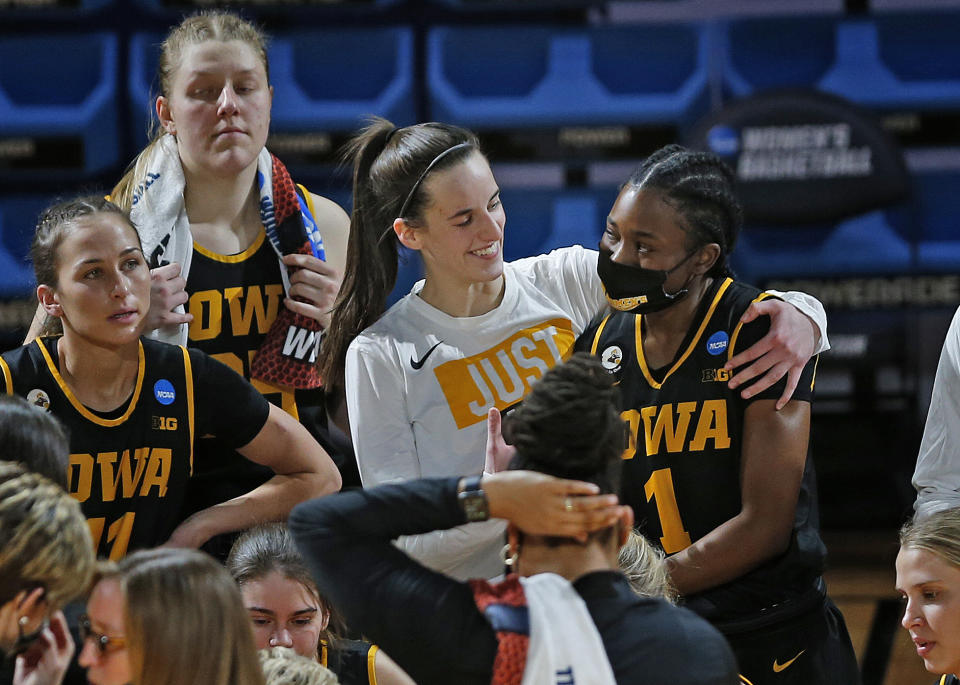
[600,345,623,372]
[27,388,50,411]
[154,379,176,406]
[706,331,729,356]
[152,416,178,431]
[702,368,731,383]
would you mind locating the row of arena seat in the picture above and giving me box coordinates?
[4,11,960,180]
[0,167,957,297]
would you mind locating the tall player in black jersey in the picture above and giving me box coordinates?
[576,145,859,685]
[1,196,341,560]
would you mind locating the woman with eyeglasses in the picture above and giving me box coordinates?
[0,461,95,685]
[78,548,265,685]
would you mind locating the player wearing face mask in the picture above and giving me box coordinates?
[575,146,859,685]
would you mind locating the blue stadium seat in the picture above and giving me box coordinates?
[721,12,960,111]
[0,195,54,298]
[499,187,615,261]
[0,0,115,16]
[913,169,960,273]
[0,32,120,180]
[129,28,416,149]
[133,0,403,14]
[269,27,416,134]
[731,208,915,284]
[427,23,711,129]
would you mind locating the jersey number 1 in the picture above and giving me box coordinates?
[644,468,692,554]
[88,512,136,560]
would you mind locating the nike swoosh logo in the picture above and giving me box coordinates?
[411,341,443,370]
[772,650,805,673]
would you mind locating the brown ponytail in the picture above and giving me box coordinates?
[318,118,480,390]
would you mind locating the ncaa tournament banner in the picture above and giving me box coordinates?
[686,89,910,225]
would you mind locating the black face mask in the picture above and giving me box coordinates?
[596,246,694,315]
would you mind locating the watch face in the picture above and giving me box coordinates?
[460,491,489,522]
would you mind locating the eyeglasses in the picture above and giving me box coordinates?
[78,614,126,655]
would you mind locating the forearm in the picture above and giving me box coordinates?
[289,480,497,685]
[168,470,336,547]
[666,512,793,596]
[395,521,506,580]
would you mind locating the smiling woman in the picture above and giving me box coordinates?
[1,196,340,559]
[317,120,831,583]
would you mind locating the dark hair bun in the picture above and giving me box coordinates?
[506,353,624,485]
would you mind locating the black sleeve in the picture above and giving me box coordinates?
[289,478,497,685]
[729,305,817,404]
[188,349,270,447]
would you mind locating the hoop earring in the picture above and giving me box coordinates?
[499,543,518,567]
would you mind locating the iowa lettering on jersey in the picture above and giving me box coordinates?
[69,447,172,503]
[435,319,574,429]
[621,400,731,459]
[188,284,283,340]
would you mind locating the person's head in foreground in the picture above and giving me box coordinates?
[0,394,70,488]
[501,352,634,575]
[897,508,960,678]
[228,524,340,660]
[0,461,94,657]
[259,647,340,685]
[80,547,265,685]
[618,530,678,603]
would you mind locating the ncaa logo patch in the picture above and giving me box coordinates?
[154,379,176,406]
[706,331,729,356]
[601,345,623,372]
[27,388,50,411]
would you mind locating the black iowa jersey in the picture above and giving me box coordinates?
[939,675,959,685]
[183,226,335,530]
[0,337,269,560]
[577,277,825,628]
[0,338,193,559]
[320,639,378,685]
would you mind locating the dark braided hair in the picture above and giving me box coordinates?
[505,352,625,496]
[626,144,743,278]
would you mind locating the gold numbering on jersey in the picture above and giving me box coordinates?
[433,319,574,429]
[621,400,731,460]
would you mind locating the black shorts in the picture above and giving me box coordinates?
[725,598,860,685]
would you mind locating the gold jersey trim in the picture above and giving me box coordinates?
[36,338,146,427]
[367,643,379,685]
[180,346,196,476]
[193,227,266,263]
[0,355,12,395]
[727,291,776,362]
[589,314,612,356]
[636,278,733,390]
